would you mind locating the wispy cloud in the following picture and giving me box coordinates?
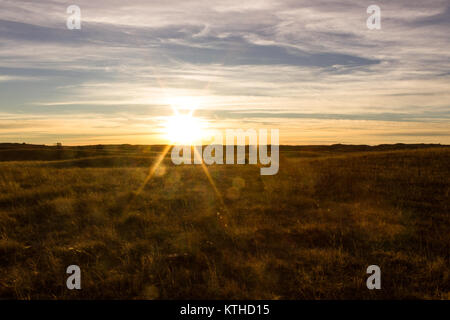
[0,0,449,144]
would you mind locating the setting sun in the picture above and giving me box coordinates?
[164,113,205,145]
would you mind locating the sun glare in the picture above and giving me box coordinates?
[164,113,204,145]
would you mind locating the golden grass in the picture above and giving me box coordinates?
[0,145,448,299]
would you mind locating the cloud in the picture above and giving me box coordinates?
[410,5,450,26]
[0,74,43,82]
[0,0,449,144]
[198,109,450,122]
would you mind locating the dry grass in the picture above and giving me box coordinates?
[0,144,448,299]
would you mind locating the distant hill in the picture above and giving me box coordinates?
[0,142,447,162]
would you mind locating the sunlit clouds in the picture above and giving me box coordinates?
[0,0,449,144]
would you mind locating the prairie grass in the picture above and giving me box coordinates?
[0,144,448,299]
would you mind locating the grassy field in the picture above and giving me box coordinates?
[0,143,448,299]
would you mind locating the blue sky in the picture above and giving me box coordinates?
[0,0,449,145]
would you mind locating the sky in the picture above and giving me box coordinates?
[0,0,449,145]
